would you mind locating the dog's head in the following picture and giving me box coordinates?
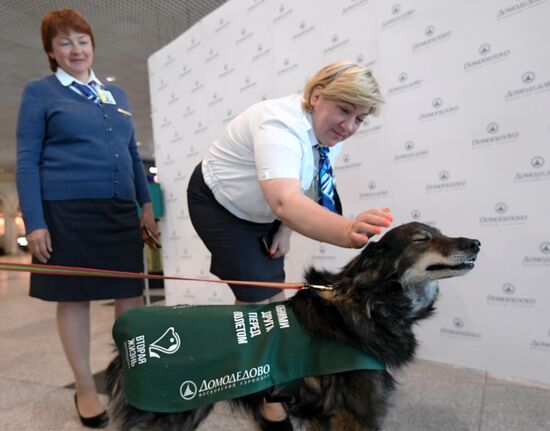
[332,222,480,316]
[341,221,480,283]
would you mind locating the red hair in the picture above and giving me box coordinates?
[41,8,95,72]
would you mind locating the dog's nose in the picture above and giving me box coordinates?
[470,239,481,252]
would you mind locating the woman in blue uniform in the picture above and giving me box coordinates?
[16,8,159,428]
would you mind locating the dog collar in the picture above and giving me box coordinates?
[304,283,334,291]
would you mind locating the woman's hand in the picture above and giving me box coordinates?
[26,228,52,263]
[140,203,161,249]
[269,224,293,259]
[346,208,394,248]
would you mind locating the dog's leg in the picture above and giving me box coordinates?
[324,371,392,431]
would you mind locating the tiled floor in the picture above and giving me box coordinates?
[1,254,549,431]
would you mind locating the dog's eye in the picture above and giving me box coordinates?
[412,236,428,242]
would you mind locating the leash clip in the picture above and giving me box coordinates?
[304,283,334,291]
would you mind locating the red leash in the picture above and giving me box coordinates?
[0,261,309,290]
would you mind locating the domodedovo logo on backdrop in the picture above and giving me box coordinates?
[209,91,224,106]
[440,318,482,341]
[272,3,293,23]
[252,43,271,62]
[157,78,168,92]
[530,330,550,352]
[187,36,200,52]
[323,33,350,54]
[342,0,370,15]
[163,53,175,67]
[219,62,236,78]
[206,47,220,63]
[183,104,195,118]
[522,242,550,267]
[505,71,550,102]
[292,20,316,40]
[335,153,362,171]
[235,27,253,45]
[479,202,528,226]
[214,16,230,33]
[240,75,258,92]
[168,92,181,106]
[464,43,511,73]
[176,206,189,220]
[381,4,415,30]
[471,121,519,150]
[353,117,383,137]
[486,282,536,307]
[496,0,547,21]
[425,170,467,193]
[247,0,267,13]
[412,25,452,52]
[359,180,389,201]
[354,53,376,69]
[276,57,300,76]
[514,156,550,183]
[170,131,183,144]
[165,191,178,203]
[393,140,430,163]
[419,98,460,122]
[180,64,193,78]
[312,243,337,261]
[387,72,423,97]
[179,248,192,260]
[192,120,207,135]
[161,153,174,166]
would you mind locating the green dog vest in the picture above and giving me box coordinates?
[113,302,384,413]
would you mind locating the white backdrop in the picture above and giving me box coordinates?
[147,0,550,385]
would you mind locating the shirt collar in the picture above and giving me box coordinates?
[299,102,319,150]
[55,67,103,88]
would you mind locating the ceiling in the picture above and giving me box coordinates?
[0,0,228,175]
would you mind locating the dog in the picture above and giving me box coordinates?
[106,221,480,430]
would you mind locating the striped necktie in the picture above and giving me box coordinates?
[317,144,338,213]
[71,81,101,104]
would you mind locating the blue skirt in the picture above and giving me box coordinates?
[30,198,144,301]
[187,163,284,302]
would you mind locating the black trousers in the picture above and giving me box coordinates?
[186,163,284,302]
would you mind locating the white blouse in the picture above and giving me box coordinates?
[202,94,342,223]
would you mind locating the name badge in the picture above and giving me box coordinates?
[98,90,117,105]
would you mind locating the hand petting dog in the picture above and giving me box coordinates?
[347,207,394,247]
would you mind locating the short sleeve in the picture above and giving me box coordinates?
[252,119,303,181]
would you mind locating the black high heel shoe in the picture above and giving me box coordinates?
[74,393,109,428]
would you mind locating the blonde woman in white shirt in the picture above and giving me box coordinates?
[186,61,393,430]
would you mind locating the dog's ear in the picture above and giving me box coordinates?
[304,266,339,286]
[364,280,412,321]
[343,241,397,283]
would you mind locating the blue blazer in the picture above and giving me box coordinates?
[16,75,151,233]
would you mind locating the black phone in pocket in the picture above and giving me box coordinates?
[259,234,272,256]
[259,220,281,256]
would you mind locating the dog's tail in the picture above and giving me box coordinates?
[105,354,134,428]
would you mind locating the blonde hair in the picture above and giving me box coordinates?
[302,61,384,116]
